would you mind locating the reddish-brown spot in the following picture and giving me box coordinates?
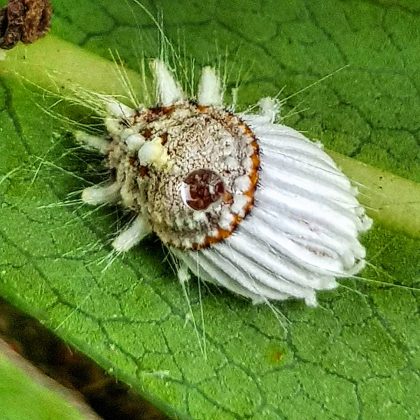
[182,169,225,211]
[138,166,149,177]
[150,105,175,116]
[160,132,169,145]
[269,349,284,364]
[142,128,153,139]
[144,106,176,124]
[197,105,209,113]
[223,191,234,204]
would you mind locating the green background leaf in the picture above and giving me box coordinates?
[0,342,90,420]
[0,0,419,418]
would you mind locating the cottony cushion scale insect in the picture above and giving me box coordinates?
[76,60,372,307]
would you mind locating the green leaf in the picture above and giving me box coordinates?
[0,341,91,420]
[0,0,419,418]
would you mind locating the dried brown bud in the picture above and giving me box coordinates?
[0,0,52,50]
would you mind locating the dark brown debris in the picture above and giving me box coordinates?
[0,0,52,50]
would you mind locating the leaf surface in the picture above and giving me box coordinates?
[0,0,419,418]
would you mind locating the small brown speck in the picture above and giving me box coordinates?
[268,348,284,364]
[160,132,168,145]
[142,128,153,139]
[138,166,149,177]
[128,156,137,167]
